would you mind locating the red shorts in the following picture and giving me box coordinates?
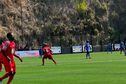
[3,59,16,72]
[43,55,53,59]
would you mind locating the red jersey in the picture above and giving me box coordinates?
[0,43,4,62]
[3,41,16,62]
[42,46,52,56]
[2,40,16,72]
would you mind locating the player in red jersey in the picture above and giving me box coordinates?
[42,43,56,66]
[0,32,23,84]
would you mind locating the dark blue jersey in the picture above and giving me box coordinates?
[85,43,91,52]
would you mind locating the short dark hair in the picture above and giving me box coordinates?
[86,40,89,43]
[43,43,48,47]
[6,32,15,41]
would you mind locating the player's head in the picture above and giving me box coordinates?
[6,32,15,41]
[43,43,48,47]
[86,40,89,43]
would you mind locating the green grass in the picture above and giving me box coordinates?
[1,51,126,84]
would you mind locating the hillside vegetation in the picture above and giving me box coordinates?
[0,0,126,49]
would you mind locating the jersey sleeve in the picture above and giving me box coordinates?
[2,41,10,51]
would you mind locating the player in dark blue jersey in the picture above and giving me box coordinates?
[84,40,91,59]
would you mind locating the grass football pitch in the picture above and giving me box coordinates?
[1,52,126,84]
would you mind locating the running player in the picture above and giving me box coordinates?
[42,43,56,66]
[0,32,23,84]
[84,40,92,59]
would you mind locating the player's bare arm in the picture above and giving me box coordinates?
[14,54,23,62]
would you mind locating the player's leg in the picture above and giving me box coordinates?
[0,57,15,83]
[7,72,15,84]
[87,51,91,59]
[86,52,88,59]
[86,51,89,59]
[0,72,15,84]
[49,56,56,64]
[0,72,12,81]
[110,49,112,54]
[0,61,12,81]
[0,62,2,71]
[0,73,9,81]
[51,58,56,64]
[42,57,45,66]
[123,49,126,56]
[120,48,123,54]
[6,62,16,84]
[88,52,91,59]
[107,47,109,54]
